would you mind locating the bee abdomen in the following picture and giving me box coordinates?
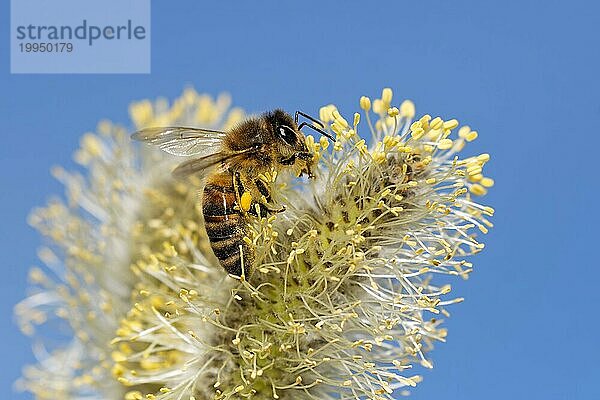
[210,234,245,259]
[202,177,254,276]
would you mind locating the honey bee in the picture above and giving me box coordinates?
[132,109,333,277]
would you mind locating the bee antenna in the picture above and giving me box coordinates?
[295,110,335,141]
[298,122,336,141]
[295,110,325,129]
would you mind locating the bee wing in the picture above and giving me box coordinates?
[131,126,226,157]
[172,147,258,180]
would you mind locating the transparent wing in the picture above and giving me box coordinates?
[172,148,257,180]
[131,126,226,157]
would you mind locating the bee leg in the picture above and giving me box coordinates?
[259,202,286,214]
[232,171,252,215]
[251,202,285,215]
[255,179,286,214]
[278,154,296,165]
[232,171,280,217]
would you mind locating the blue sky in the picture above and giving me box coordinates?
[1,1,598,399]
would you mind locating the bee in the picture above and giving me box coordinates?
[132,109,333,277]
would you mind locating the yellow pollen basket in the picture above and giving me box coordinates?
[240,191,253,212]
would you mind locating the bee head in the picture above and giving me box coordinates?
[266,109,307,150]
[265,109,315,176]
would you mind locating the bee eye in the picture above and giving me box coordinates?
[277,125,297,146]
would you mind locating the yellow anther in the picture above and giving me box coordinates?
[332,109,349,128]
[129,100,153,127]
[430,117,443,130]
[411,128,425,140]
[470,184,487,196]
[382,88,393,104]
[477,153,490,163]
[373,99,384,114]
[383,135,399,149]
[410,121,421,131]
[360,96,371,111]
[354,139,367,152]
[387,107,400,117]
[437,139,453,150]
[480,177,495,187]
[400,100,416,118]
[467,166,483,176]
[373,151,387,164]
[125,391,143,400]
[182,87,198,104]
[81,133,102,157]
[466,131,478,142]
[319,136,329,149]
[442,119,459,130]
[305,134,315,148]
[331,122,343,135]
[318,108,328,123]
[353,112,360,126]
[469,173,483,182]
[419,114,432,124]
[111,351,127,362]
[458,125,471,138]
[380,188,392,197]
[117,377,130,385]
[240,192,252,212]
[319,105,336,123]
[483,206,495,216]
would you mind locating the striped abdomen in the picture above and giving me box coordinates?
[202,172,253,276]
